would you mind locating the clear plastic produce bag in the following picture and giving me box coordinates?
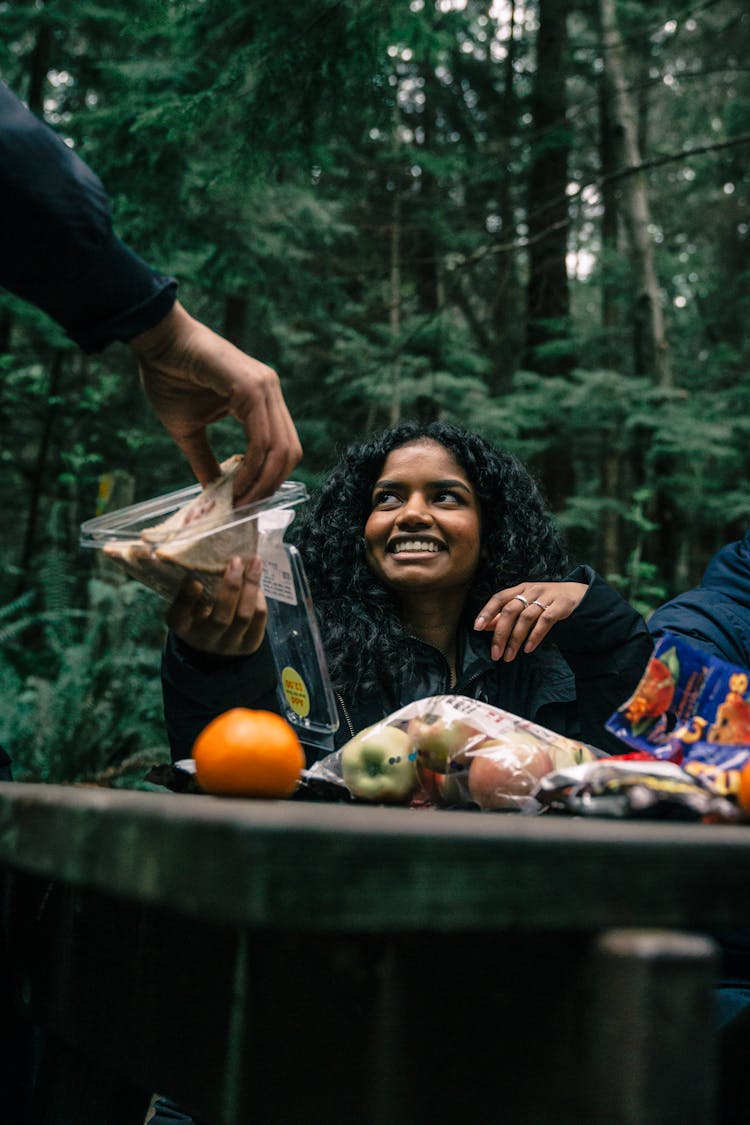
[304,694,602,812]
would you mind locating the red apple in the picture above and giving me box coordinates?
[468,741,555,810]
[407,715,485,773]
[416,762,468,807]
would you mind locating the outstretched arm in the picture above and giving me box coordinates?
[0,81,176,350]
[0,81,302,503]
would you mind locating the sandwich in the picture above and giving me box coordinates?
[103,455,258,600]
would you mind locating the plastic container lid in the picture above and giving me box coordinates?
[80,478,309,548]
[79,474,339,749]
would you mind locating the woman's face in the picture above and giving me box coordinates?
[363,439,482,598]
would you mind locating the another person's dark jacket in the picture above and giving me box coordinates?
[162,565,653,764]
[648,530,750,667]
[0,81,176,351]
[647,530,750,1016]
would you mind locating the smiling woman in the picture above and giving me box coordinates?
[364,439,482,595]
[161,420,654,765]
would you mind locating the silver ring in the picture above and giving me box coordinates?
[514,594,529,607]
[532,599,548,611]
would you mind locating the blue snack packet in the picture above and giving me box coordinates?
[605,633,750,785]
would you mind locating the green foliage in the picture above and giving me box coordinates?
[605,490,669,618]
[609,556,669,621]
[0,577,169,786]
[2,0,750,785]
[0,592,36,647]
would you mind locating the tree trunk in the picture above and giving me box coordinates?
[596,6,621,363]
[16,350,65,596]
[389,183,402,426]
[524,0,574,512]
[595,0,624,576]
[600,445,620,577]
[600,0,671,387]
[524,0,573,375]
[412,83,440,321]
[490,0,520,392]
[26,20,53,115]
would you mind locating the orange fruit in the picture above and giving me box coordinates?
[737,758,750,814]
[192,708,305,798]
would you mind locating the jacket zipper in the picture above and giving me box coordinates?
[409,636,457,690]
[335,691,356,739]
[455,671,483,696]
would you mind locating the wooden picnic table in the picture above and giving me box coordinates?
[0,780,747,1124]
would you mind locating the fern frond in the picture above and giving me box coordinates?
[0,591,35,623]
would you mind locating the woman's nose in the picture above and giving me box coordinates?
[397,492,431,525]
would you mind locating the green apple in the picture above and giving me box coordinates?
[407,715,484,773]
[341,724,418,803]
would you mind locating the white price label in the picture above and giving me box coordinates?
[258,509,298,606]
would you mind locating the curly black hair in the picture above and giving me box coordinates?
[292,421,568,699]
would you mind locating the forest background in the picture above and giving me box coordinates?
[1,0,749,784]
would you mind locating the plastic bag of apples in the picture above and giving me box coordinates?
[303,694,603,812]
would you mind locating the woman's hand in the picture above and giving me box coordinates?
[166,555,267,656]
[473,581,589,662]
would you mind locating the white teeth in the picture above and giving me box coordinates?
[392,540,440,554]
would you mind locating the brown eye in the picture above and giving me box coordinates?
[372,490,400,508]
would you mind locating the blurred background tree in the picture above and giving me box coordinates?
[1,0,749,779]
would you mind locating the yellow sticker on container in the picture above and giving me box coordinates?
[282,666,310,718]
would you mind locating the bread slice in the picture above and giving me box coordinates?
[140,454,243,544]
[103,539,194,601]
[103,455,257,600]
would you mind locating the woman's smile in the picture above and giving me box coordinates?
[364,439,482,596]
[389,536,445,555]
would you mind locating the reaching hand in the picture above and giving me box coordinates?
[166,556,267,657]
[131,302,302,506]
[473,581,589,662]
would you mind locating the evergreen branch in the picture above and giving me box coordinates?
[596,131,750,188]
[448,131,750,273]
[347,120,750,370]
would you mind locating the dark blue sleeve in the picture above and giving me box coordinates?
[648,591,750,668]
[0,82,176,352]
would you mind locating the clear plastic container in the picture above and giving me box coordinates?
[80,474,339,751]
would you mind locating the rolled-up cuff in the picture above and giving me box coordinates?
[14,233,177,353]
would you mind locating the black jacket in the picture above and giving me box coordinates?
[0,81,176,351]
[162,565,654,764]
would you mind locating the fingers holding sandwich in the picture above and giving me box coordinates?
[167,556,267,656]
